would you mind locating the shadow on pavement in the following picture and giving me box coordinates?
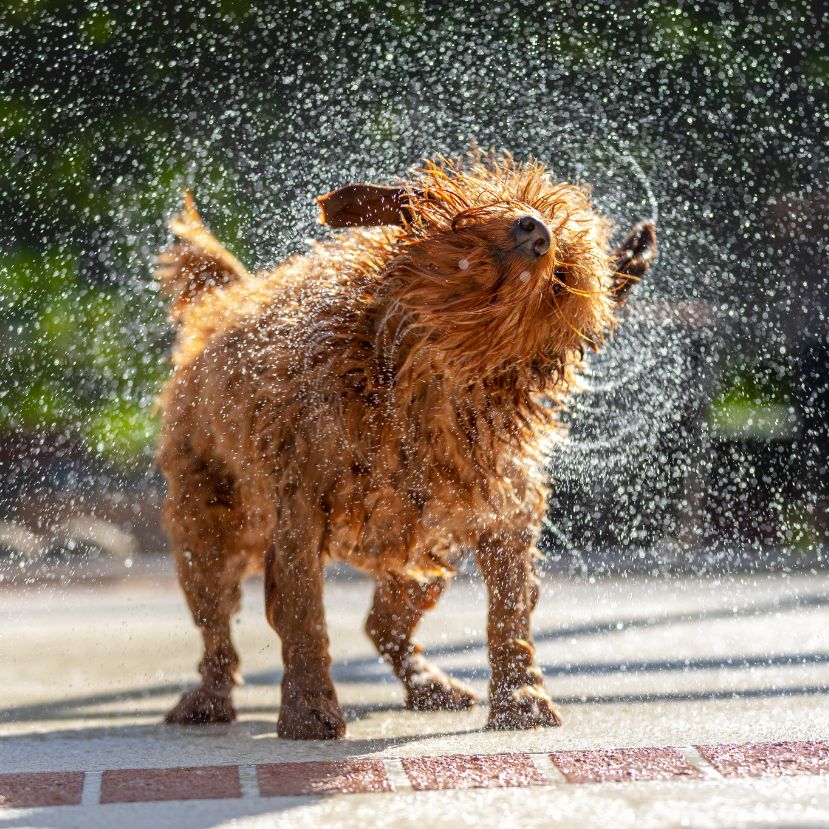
[2,591,828,729]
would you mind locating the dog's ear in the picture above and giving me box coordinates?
[316,184,417,228]
[611,220,657,302]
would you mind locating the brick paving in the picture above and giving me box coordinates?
[256,760,392,796]
[401,753,546,790]
[550,747,702,783]
[697,741,829,779]
[99,766,242,804]
[2,741,827,808]
[0,772,84,809]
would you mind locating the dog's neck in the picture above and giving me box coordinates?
[367,298,580,399]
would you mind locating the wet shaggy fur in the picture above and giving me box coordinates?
[156,152,656,738]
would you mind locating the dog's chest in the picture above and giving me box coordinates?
[323,424,547,575]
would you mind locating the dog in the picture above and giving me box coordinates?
[156,151,656,739]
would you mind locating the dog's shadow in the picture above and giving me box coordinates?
[0,685,492,757]
[0,701,493,788]
[5,589,828,759]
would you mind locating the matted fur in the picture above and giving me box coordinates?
[156,152,655,737]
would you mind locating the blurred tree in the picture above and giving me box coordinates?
[0,0,826,481]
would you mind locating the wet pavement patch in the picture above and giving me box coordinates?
[401,754,547,790]
[550,748,703,784]
[100,765,242,803]
[697,741,829,778]
[0,771,85,808]
[256,759,392,796]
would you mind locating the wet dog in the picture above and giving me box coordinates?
[156,151,656,738]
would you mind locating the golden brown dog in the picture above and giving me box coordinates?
[156,152,656,739]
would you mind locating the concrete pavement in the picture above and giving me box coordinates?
[1,565,828,827]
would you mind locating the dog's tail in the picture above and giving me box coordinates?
[156,192,249,319]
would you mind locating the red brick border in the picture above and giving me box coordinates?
[697,741,829,779]
[100,765,241,804]
[0,772,84,809]
[257,760,392,796]
[3,741,827,808]
[402,753,546,791]
[551,747,702,783]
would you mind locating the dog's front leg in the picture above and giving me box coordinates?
[265,518,345,740]
[476,530,562,730]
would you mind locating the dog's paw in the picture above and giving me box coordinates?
[165,687,236,725]
[277,695,346,740]
[487,684,563,730]
[406,669,479,711]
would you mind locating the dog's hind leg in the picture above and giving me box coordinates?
[266,506,346,740]
[163,454,246,725]
[366,574,479,711]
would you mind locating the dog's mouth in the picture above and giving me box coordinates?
[506,262,568,296]
[551,269,568,295]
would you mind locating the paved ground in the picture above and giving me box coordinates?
[1,564,829,828]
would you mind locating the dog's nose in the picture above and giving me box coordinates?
[514,216,551,258]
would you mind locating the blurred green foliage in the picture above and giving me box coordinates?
[0,0,826,470]
[708,362,798,441]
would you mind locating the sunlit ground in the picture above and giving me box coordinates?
[2,566,828,828]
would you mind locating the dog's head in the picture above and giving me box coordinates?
[317,152,655,381]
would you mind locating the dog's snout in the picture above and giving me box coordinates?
[514,216,551,258]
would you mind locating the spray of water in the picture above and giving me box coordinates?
[1,2,826,571]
